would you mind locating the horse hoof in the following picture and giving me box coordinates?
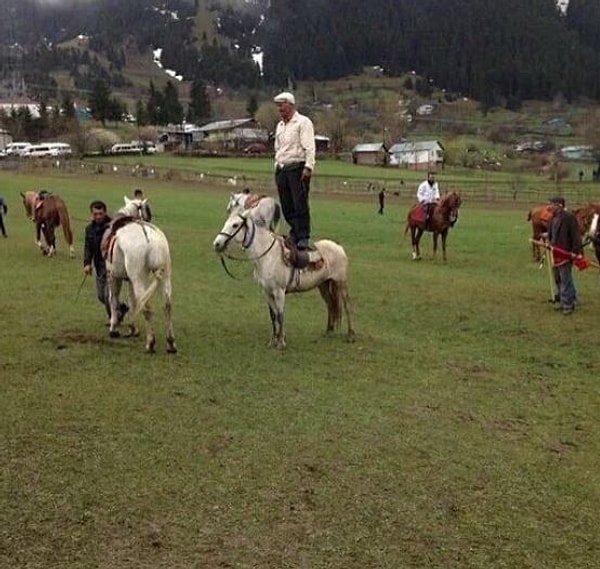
[346,332,356,343]
[109,330,120,338]
[166,346,178,354]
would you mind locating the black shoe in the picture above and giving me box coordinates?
[117,304,129,324]
[296,238,315,251]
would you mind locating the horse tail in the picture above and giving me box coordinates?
[57,201,73,245]
[270,202,282,232]
[134,268,165,317]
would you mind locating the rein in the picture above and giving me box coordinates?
[217,216,278,279]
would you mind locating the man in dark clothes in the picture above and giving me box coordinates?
[378,188,386,215]
[83,200,128,323]
[0,195,7,237]
[547,196,583,315]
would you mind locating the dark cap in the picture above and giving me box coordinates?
[549,196,565,207]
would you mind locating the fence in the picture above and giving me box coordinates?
[6,157,600,206]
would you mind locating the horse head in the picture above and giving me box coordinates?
[441,191,462,226]
[213,211,252,253]
[20,191,39,220]
[120,196,151,221]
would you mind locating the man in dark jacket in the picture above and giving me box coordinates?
[547,196,582,314]
[83,200,128,323]
[0,195,7,237]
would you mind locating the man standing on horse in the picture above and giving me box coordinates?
[133,188,152,222]
[0,195,7,237]
[273,91,316,251]
[83,200,128,324]
[547,196,583,315]
[417,171,440,228]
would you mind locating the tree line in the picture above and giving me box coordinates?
[3,0,600,117]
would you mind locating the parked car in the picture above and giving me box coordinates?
[22,142,72,158]
[110,143,143,155]
[5,142,32,156]
[243,142,267,155]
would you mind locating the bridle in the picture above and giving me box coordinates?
[217,214,278,279]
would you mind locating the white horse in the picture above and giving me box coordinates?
[105,199,176,353]
[213,211,355,349]
[226,191,281,232]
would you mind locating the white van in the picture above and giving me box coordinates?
[5,142,32,156]
[110,143,143,155]
[23,142,72,158]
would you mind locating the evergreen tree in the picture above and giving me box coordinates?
[88,80,112,125]
[187,78,211,124]
[163,81,184,125]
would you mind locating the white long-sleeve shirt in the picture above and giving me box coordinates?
[274,111,315,171]
[417,180,440,203]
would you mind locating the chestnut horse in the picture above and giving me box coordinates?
[527,204,555,261]
[404,191,462,261]
[20,191,74,257]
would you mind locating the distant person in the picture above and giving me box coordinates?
[133,188,152,221]
[83,200,128,324]
[273,91,316,251]
[0,195,7,237]
[547,196,582,315]
[378,187,386,215]
[578,170,584,182]
[417,171,440,227]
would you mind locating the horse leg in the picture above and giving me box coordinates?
[264,288,286,349]
[432,232,439,260]
[339,280,355,343]
[411,227,422,260]
[163,276,177,354]
[441,230,448,262]
[46,225,57,257]
[108,275,123,338]
[318,281,335,334]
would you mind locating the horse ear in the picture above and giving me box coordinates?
[124,196,131,204]
[20,192,25,198]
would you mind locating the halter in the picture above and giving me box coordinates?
[217,215,278,279]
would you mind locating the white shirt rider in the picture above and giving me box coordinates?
[417,172,440,204]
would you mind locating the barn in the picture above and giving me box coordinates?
[351,142,388,166]
[389,140,444,170]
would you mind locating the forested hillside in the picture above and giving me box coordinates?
[1,0,600,106]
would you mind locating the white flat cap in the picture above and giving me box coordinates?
[273,91,296,105]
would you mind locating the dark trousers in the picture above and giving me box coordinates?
[0,215,6,236]
[275,164,310,243]
[553,263,577,309]
[96,264,127,319]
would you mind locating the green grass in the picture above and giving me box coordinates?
[1,168,600,568]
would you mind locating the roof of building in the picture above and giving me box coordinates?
[389,140,444,153]
[352,142,386,153]
[199,118,254,132]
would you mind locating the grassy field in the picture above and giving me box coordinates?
[1,168,600,568]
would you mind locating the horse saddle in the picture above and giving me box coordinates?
[282,237,324,270]
[409,203,428,224]
[101,216,137,261]
[244,193,265,209]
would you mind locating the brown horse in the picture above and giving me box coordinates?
[527,204,556,261]
[574,202,600,264]
[404,191,462,261]
[20,191,74,257]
